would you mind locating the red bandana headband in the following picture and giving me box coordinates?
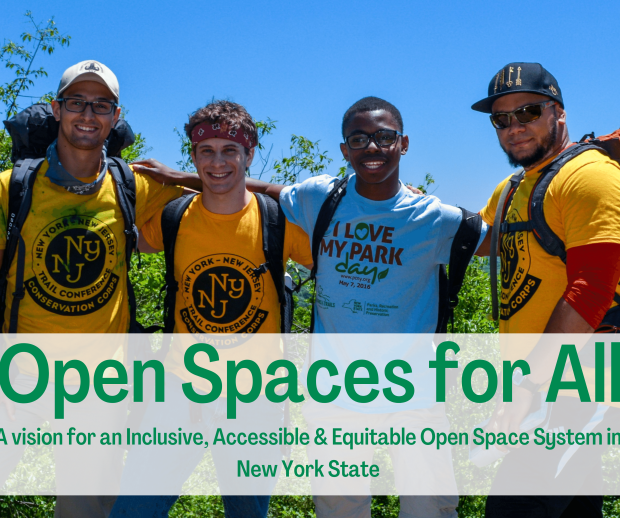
[191,122,256,148]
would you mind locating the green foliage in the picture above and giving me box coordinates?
[405,172,436,195]
[169,495,225,517]
[0,11,70,172]
[118,107,152,163]
[174,127,195,173]
[0,496,56,517]
[417,172,435,194]
[121,132,151,163]
[129,253,166,329]
[271,135,333,185]
[450,257,498,333]
[0,11,70,119]
[0,130,12,172]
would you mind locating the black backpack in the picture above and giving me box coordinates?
[145,192,296,432]
[0,103,140,333]
[158,192,295,334]
[308,174,483,333]
[489,131,620,326]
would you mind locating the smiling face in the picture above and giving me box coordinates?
[191,138,254,196]
[52,80,120,152]
[340,109,408,201]
[492,92,565,170]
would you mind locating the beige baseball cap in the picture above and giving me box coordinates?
[57,60,119,103]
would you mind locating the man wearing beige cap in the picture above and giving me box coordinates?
[0,60,188,516]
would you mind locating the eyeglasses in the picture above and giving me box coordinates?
[490,101,557,130]
[57,98,117,115]
[344,129,403,150]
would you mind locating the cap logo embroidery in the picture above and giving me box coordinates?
[549,85,558,95]
[499,69,505,91]
[494,73,500,94]
[83,62,100,72]
[506,67,514,88]
[516,66,522,86]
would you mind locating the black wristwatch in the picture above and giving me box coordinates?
[512,370,543,394]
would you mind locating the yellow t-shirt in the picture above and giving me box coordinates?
[141,194,312,393]
[480,148,620,336]
[0,161,182,374]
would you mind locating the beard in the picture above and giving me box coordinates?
[502,121,558,169]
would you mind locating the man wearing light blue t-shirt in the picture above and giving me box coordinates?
[244,96,488,518]
[139,96,486,517]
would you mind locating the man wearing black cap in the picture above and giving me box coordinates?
[473,63,620,517]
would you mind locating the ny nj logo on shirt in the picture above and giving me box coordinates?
[26,215,119,315]
[181,254,268,335]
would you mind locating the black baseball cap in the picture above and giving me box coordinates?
[471,62,563,113]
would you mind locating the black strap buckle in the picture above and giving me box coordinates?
[125,224,140,250]
[253,263,269,276]
[12,289,25,301]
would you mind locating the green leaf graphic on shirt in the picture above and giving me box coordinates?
[378,268,389,281]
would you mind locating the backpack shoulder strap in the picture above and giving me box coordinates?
[306,174,350,334]
[107,157,137,252]
[489,142,602,320]
[436,208,483,332]
[448,208,483,302]
[107,157,142,332]
[311,175,350,279]
[254,193,292,332]
[161,193,197,333]
[527,143,601,263]
[0,158,44,332]
[490,170,524,321]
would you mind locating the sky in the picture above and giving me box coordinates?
[1,1,619,211]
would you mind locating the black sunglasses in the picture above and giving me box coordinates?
[57,97,117,115]
[490,101,557,130]
[344,129,403,150]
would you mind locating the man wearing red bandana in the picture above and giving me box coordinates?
[109,100,312,518]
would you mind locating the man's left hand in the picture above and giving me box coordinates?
[405,185,425,195]
[131,159,180,184]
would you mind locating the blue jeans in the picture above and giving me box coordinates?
[109,373,283,518]
[109,495,270,518]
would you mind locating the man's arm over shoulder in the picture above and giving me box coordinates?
[132,159,203,192]
[284,220,313,270]
[279,174,340,239]
[245,177,285,200]
[133,166,184,229]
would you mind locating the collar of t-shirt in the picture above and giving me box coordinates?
[45,139,108,195]
[343,165,410,210]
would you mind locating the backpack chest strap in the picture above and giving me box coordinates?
[499,221,534,233]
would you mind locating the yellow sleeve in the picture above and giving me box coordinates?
[132,166,184,229]
[284,220,313,266]
[479,174,511,227]
[141,207,165,250]
[552,157,620,249]
[0,170,10,250]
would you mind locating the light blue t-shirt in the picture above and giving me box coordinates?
[280,173,487,334]
[280,172,487,412]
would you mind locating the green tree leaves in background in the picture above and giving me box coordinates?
[0,11,70,172]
